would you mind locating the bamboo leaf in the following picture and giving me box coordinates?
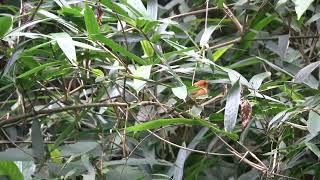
[126,118,238,140]
[93,34,146,65]
[224,79,241,131]
[0,16,12,38]
[84,5,99,37]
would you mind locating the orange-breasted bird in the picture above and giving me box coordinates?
[192,80,208,97]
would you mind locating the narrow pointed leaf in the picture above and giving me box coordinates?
[224,80,241,131]
[294,61,320,89]
[17,61,61,79]
[31,119,45,163]
[292,0,315,20]
[278,34,289,59]
[132,65,152,92]
[126,118,238,140]
[249,72,271,90]
[172,86,188,101]
[84,5,99,37]
[200,26,217,47]
[0,16,13,38]
[93,34,146,65]
[51,32,77,66]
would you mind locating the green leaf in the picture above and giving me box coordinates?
[38,9,78,33]
[294,61,320,89]
[17,61,61,79]
[305,142,320,158]
[124,0,148,17]
[249,72,271,90]
[147,0,158,20]
[0,16,12,38]
[84,4,99,37]
[51,32,77,66]
[307,111,320,136]
[212,45,232,61]
[224,79,241,131]
[101,0,129,17]
[92,34,146,65]
[92,68,104,77]
[278,34,290,59]
[292,0,315,20]
[172,85,188,101]
[59,142,99,156]
[132,65,152,92]
[2,41,27,77]
[0,148,33,161]
[227,57,260,69]
[126,118,238,140]
[217,0,224,8]
[140,40,154,58]
[31,119,45,163]
[0,161,24,180]
[200,26,218,47]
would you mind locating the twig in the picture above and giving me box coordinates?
[165,7,219,19]
[0,140,76,144]
[0,101,165,127]
[223,3,243,34]
[208,37,241,50]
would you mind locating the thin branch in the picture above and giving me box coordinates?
[0,101,163,127]
[223,3,243,34]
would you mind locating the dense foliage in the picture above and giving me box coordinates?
[1,0,320,179]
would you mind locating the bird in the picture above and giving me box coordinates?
[192,80,208,97]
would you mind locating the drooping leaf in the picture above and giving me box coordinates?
[17,61,61,79]
[125,0,148,17]
[105,165,149,180]
[305,142,320,158]
[278,34,290,59]
[0,161,24,180]
[147,0,158,20]
[0,16,13,38]
[84,5,99,37]
[292,0,315,20]
[294,61,320,89]
[51,32,77,66]
[200,26,218,47]
[1,41,28,77]
[31,119,45,163]
[59,141,99,156]
[38,10,78,33]
[81,155,96,180]
[140,40,154,58]
[92,34,146,65]
[172,85,188,101]
[105,158,173,166]
[307,111,320,136]
[126,118,238,140]
[0,148,33,161]
[249,72,271,90]
[132,65,152,92]
[101,0,130,18]
[173,142,187,180]
[212,45,232,61]
[224,79,241,131]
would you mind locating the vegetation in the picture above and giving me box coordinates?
[0,0,320,179]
